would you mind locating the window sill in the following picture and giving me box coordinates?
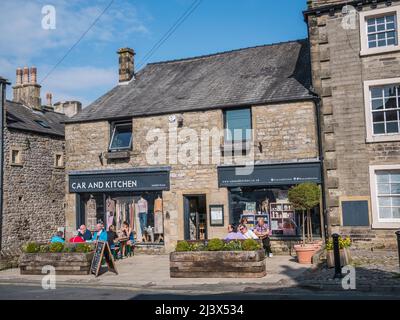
[10,163,23,167]
[372,221,400,229]
[360,46,400,57]
[105,151,131,160]
[54,166,65,169]
[366,134,400,143]
[221,141,253,154]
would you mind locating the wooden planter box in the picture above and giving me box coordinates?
[19,252,94,275]
[326,248,351,268]
[170,250,266,278]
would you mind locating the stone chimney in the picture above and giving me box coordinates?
[117,48,135,83]
[54,101,82,118]
[12,66,42,110]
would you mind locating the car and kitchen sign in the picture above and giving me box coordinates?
[69,169,170,193]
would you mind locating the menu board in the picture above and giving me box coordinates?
[90,241,118,277]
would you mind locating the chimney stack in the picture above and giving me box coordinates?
[117,48,135,83]
[12,66,42,110]
[54,101,82,117]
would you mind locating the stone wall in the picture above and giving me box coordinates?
[65,101,318,252]
[1,128,65,254]
[307,0,400,246]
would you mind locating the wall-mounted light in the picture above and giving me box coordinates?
[177,115,184,128]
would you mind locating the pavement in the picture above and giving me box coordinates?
[0,255,309,293]
[0,250,399,299]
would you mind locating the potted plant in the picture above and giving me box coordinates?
[288,182,321,264]
[325,236,352,268]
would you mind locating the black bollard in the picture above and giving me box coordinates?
[396,231,400,269]
[332,233,342,279]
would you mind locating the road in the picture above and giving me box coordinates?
[0,284,399,300]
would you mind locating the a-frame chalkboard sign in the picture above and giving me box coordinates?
[90,241,118,277]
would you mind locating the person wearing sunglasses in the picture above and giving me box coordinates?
[238,224,258,240]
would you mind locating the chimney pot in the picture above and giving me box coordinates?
[30,67,37,84]
[46,92,53,106]
[16,68,23,85]
[22,67,29,84]
[117,47,135,83]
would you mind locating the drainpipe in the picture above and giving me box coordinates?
[0,77,10,252]
[314,96,329,242]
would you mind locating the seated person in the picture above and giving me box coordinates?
[51,231,65,243]
[91,223,108,242]
[107,225,119,250]
[238,224,259,240]
[78,224,92,241]
[120,222,135,257]
[69,231,85,243]
[254,217,273,257]
[224,224,245,240]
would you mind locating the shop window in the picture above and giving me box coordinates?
[109,121,132,151]
[10,148,22,166]
[364,78,400,142]
[224,108,252,142]
[79,192,164,244]
[229,187,321,238]
[54,153,64,168]
[360,6,400,56]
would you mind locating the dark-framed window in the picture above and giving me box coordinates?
[224,108,252,142]
[109,121,132,151]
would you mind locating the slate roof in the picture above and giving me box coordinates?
[67,39,314,123]
[6,100,67,137]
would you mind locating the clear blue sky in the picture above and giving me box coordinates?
[0,0,309,107]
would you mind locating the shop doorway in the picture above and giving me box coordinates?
[183,195,207,241]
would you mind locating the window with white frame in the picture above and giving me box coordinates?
[375,170,400,221]
[367,14,397,49]
[370,84,400,135]
[360,6,400,55]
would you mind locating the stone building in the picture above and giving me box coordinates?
[65,41,324,253]
[305,0,400,247]
[0,67,79,257]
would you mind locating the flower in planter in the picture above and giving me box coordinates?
[325,236,352,250]
[22,242,40,253]
[242,239,262,251]
[207,239,224,251]
[49,242,64,253]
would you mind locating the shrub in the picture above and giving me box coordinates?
[75,243,93,253]
[207,239,224,251]
[23,242,40,253]
[176,241,191,252]
[49,242,64,253]
[39,245,50,253]
[190,242,207,252]
[242,239,261,251]
[62,245,75,253]
[223,240,242,251]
